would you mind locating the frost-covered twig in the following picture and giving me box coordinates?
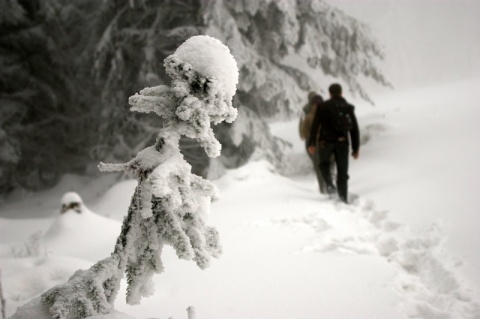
[97,162,126,173]
[40,35,238,319]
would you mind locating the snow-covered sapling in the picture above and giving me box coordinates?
[41,35,238,319]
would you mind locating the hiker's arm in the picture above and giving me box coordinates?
[350,109,360,157]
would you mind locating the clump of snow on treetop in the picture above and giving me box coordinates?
[126,35,239,159]
[173,35,239,100]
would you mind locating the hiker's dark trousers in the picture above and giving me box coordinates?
[317,141,349,202]
[306,140,329,194]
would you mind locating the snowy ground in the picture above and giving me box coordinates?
[1,77,480,319]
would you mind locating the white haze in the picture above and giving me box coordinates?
[330,0,480,92]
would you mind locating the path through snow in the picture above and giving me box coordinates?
[264,188,480,318]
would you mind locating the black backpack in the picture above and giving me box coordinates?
[330,102,353,133]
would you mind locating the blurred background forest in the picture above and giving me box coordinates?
[0,0,390,195]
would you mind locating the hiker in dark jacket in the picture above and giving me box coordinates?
[308,83,360,203]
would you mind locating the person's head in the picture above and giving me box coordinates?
[328,83,342,98]
[308,91,317,103]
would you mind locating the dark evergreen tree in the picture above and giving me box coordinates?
[0,0,102,192]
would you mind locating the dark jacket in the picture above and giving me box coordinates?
[308,96,360,153]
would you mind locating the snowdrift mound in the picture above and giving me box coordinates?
[43,192,121,261]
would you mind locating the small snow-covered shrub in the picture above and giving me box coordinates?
[39,35,238,319]
[9,231,45,258]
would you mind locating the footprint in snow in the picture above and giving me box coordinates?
[269,195,480,318]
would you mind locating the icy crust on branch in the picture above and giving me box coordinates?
[117,174,221,306]
[102,142,219,220]
[41,258,121,319]
[41,35,236,319]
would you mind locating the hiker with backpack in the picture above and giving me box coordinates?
[308,83,360,203]
[299,91,329,193]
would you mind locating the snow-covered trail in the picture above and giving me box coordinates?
[246,167,480,319]
[351,77,480,292]
[111,161,480,319]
